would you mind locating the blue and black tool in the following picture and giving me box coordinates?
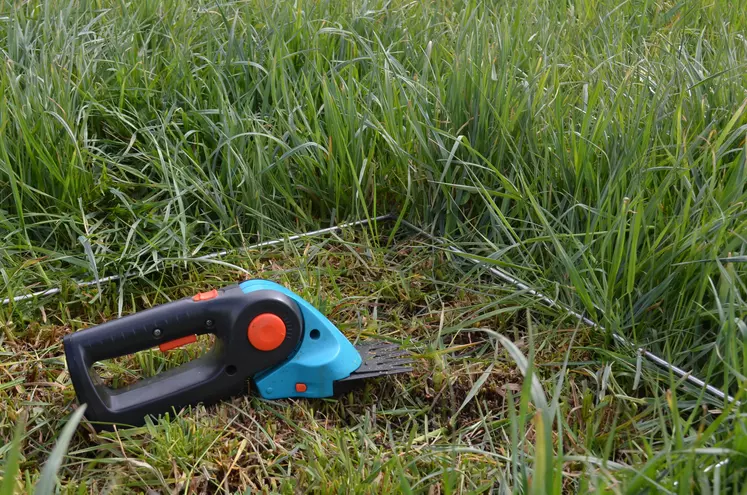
[63,280,412,430]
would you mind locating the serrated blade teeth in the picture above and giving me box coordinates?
[338,341,413,382]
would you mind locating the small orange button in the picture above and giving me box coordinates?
[193,289,218,302]
[295,383,307,393]
[247,313,286,351]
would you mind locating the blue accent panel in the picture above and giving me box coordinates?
[239,280,362,399]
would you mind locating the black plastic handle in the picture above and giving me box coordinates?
[63,284,303,429]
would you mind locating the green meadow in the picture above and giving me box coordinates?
[1,0,746,492]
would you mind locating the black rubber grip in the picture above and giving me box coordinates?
[63,285,303,429]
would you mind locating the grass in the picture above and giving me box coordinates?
[0,233,675,492]
[0,0,746,492]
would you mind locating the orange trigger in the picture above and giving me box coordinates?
[159,335,197,352]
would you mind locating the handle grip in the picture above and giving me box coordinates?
[63,285,303,429]
[69,293,213,363]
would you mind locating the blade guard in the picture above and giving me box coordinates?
[240,280,362,399]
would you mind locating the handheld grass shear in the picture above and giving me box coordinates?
[63,280,412,430]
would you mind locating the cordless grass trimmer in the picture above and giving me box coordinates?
[63,280,412,430]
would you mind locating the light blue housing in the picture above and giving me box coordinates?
[239,280,362,399]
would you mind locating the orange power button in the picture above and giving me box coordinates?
[247,313,286,351]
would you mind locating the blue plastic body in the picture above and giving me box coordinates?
[239,280,362,399]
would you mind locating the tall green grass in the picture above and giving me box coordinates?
[2,0,744,393]
[1,0,746,491]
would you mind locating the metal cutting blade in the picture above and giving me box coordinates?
[332,341,413,394]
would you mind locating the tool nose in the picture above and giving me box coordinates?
[247,313,287,351]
